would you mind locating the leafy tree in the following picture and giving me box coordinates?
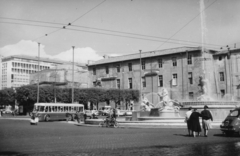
[0,88,16,106]
[1,85,140,113]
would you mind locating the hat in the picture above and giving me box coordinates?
[188,107,192,110]
[204,105,208,109]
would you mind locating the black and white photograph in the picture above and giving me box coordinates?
[0,0,240,155]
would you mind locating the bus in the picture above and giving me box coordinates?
[33,103,85,122]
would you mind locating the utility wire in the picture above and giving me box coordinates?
[71,0,106,23]
[155,0,219,50]
[0,17,222,48]
[33,0,107,41]
[0,21,220,50]
[65,27,219,50]
[0,17,63,25]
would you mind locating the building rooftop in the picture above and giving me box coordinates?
[88,46,215,66]
[2,55,86,67]
[213,48,240,56]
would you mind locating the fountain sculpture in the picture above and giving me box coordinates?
[140,88,183,118]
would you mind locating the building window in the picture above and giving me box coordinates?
[158,58,163,68]
[117,79,120,89]
[142,77,146,88]
[188,72,193,84]
[142,60,145,70]
[128,63,132,71]
[172,57,177,66]
[220,90,225,98]
[189,92,194,100]
[172,74,177,86]
[188,54,192,65]
[116,64,120,73]
[219,56,222,61]
[93,68,96,75]
[128,78,132,89]
[219,72,224,81]
[158,75,163,87]
[105,66,109,74]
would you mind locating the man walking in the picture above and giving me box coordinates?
[185,107,193,136]
[201,105,213,137]
[75,111,81,124]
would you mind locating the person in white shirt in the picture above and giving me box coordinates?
[185,107,193,136]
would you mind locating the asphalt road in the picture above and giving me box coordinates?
[0,119,240,156]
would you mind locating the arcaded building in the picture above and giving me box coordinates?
[88,47,240,103]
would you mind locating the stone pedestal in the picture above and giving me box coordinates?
[158,111,181,118]
[149,108,181,118]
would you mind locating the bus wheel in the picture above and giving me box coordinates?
[45,116,50,122]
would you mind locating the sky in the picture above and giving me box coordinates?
[0,0,239,63]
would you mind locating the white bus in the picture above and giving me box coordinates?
[33,103,85,122]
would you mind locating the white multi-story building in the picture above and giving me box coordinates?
[0,55,74,89]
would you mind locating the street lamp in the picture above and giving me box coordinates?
[72,46,75,103]
[37,43,40,103]
[139,50,142,110]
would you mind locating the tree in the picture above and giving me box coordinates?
[0,88,15,106]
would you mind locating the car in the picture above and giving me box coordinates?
[0,109,13,114]
[85,110,99,119]
[220,106,240,136]
[117,110,132,116]
[98,106,111,116]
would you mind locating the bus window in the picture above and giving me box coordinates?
[60,107,63,112]
[64,106,68,112]
[45,106,48,112]
[40,106,44,112]
[54,106,57,112]
[79,107,83,112]
[49,106,52,112]
[57,106,61,112]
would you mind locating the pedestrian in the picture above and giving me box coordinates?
[201,105,213,137]
[189,108,202,137]
[185,107,193,136]
[75,111,81,123]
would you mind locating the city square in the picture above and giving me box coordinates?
[1,1,240,156]
[0,118,240,156]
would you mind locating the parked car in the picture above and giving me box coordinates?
[220,106,240,136]
[117,110,132,116]
[85,110,99,119]
[1,109,13,114]
[98,106,111,116]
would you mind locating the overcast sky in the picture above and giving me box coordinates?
[0,0,239,63]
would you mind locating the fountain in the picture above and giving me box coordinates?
[136,88,184,121]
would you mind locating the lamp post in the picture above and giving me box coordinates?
[72,46,75,103]
[37,43,40,103]
[139,50,142,109]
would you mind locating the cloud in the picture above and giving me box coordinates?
[0,40,102,63]
[53,47,103,63]
[0,40,48,58]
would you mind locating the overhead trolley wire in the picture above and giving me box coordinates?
[0,21,220,50]
[32,0,107,41]
[0,18,222,48]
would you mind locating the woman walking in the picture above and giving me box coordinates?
[189,108,202,137]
